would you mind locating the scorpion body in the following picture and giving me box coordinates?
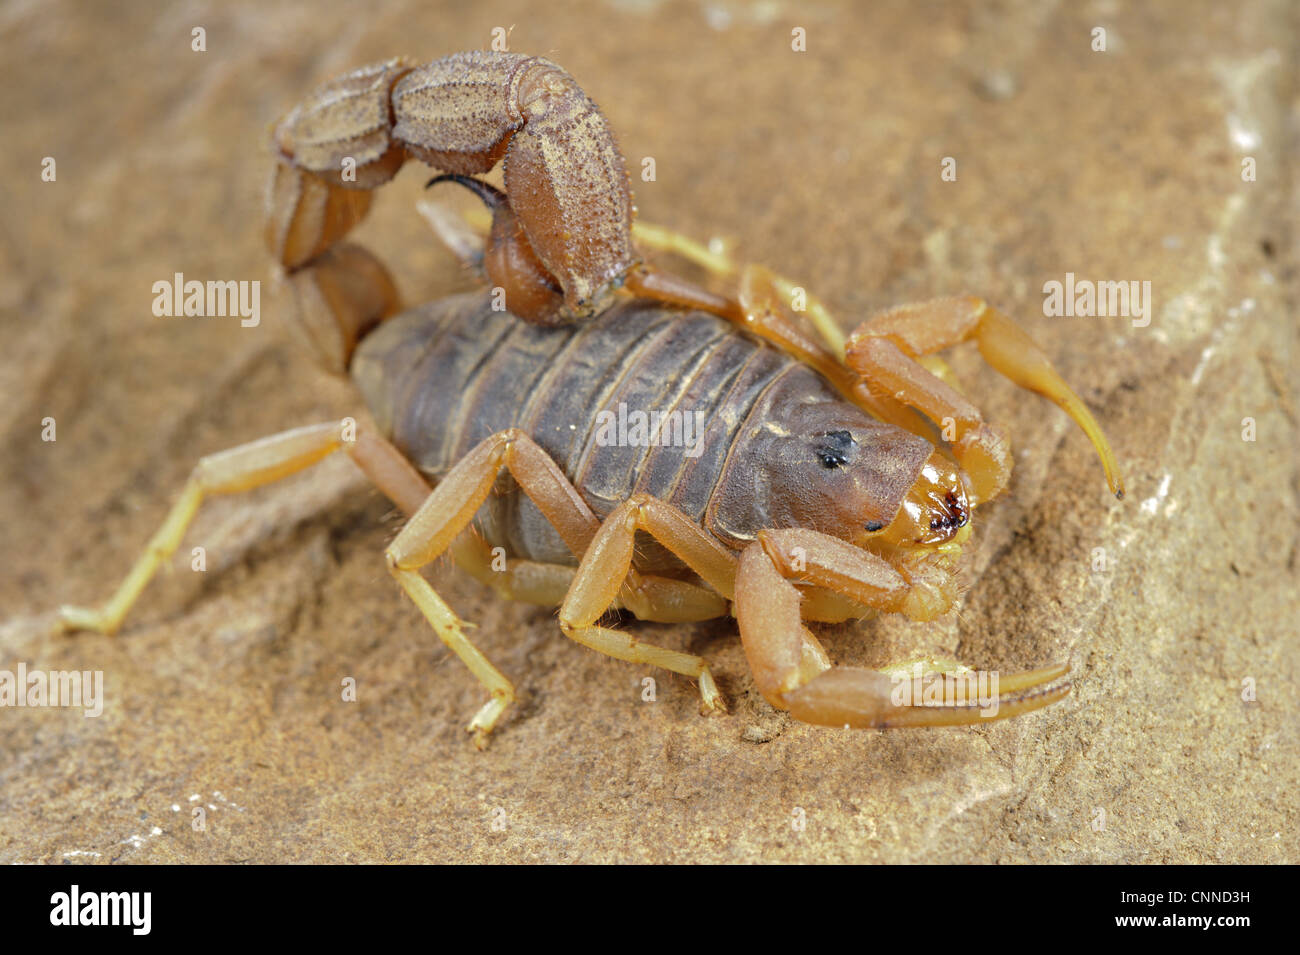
[353,293,933,570]
[60,50,1125,746]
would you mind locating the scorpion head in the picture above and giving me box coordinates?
[873,450,973,550]
[791,428,972,551]
[712,370,976,555]
[714,372,976,553]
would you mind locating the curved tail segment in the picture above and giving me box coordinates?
[266,51,642,361]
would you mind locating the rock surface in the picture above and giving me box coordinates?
[0,0,1294,863]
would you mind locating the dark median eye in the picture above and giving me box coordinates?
[813,429,855,469]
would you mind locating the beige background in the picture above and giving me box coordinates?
[0,0,1295,863]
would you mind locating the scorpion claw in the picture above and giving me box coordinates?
[782,662,1071,729]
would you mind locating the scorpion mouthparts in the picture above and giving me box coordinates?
[927,490,970,532]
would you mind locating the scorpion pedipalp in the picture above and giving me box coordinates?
[782,663,1072,729]
[845,296,1125,503]
[733,533,1071,728]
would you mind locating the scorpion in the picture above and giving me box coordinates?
[59,51,1124,746]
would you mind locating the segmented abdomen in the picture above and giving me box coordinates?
[351,291,806,565]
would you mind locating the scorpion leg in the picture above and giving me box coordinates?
[448,532,725,621]
[730,266,940,439]
[58,422,431,636]
[617,245,941,441]
[386,431,725,744]
[630,224,851,359]
[621,237,984,450]
[448,533,577,607]
[733,528,1071,727]
[557,493,743,715]
[844,297,1124,503]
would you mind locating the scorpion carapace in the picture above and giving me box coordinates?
[60,50,1124,746]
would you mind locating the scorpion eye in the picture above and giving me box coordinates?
[813,429,855,469]
[865,520,884,533]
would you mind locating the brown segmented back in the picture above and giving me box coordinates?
[350,292,932,570]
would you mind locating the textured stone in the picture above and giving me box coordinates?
[0,0,1294,863]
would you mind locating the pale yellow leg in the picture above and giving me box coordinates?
[560,621,724,715]
[557,493,742,715]
[58,421,430,636]
[632,221,848,358]
[386,564,516,746]
[449,533,576,607]
[450,532,728,621]
[384,430,587,746]
[385,429,731,744]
